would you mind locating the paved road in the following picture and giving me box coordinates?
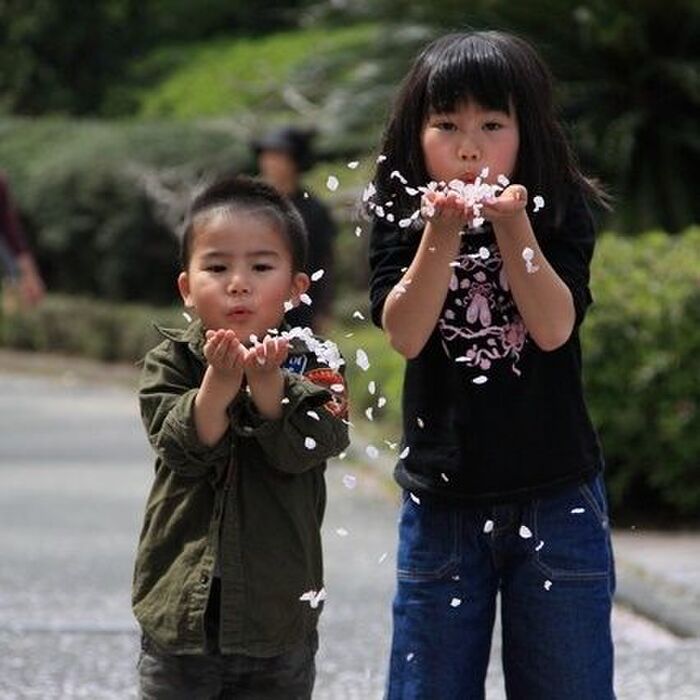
[1,370,699,699]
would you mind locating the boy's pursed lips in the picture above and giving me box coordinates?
[226,305,254,318]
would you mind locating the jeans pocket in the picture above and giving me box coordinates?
[396,491,459,582]
[533,476,612,581]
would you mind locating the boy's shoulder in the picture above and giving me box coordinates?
[139,321,205,373]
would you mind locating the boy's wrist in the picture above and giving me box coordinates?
[247,368,285,419]
[201,365,243,405]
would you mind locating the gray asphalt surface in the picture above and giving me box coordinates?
[1,369,699,699]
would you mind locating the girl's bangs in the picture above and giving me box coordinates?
[425,44,514,116]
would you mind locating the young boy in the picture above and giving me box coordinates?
[133,175,349,699]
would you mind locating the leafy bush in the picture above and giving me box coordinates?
[0,118,248,304]
[583,228,700,515]
[0,294,184,363]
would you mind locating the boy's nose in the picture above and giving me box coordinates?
[227,274,250,294]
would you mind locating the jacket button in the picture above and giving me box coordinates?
[200,573,209,585]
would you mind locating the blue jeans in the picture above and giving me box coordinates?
[386,475,615,700]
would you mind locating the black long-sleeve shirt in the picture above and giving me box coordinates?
[369,188,604,504]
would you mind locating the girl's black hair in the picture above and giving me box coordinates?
[373,31,608,233]
[180,175,308,272]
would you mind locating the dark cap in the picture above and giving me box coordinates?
[251,126,315,172]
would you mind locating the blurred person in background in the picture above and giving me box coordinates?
[252,126,337,334]
[0,171,45,310]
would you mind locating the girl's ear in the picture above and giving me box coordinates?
[177,271,193,307]
[289,272,310,304]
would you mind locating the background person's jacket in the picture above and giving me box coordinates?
[132,320,349,656]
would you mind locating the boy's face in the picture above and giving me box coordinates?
[178,210,309,342]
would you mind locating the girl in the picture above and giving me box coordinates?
[368,31,615,699]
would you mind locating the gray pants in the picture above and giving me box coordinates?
[137,630,318,700]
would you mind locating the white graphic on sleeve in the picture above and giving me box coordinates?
[438,240,528,377]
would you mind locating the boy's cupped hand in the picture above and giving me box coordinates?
[204,330,290,379]
[243,335,290,377]
[203,329,247,379]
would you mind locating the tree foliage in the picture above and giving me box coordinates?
[0,0,315,115]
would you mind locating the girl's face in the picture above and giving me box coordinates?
[178,211,309,341]
[421,100,519,186]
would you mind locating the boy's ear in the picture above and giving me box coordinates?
[289,272,310,303]
[177,271,193,307]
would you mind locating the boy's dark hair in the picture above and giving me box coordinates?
[180,175,308,271]
[373,31,608,233]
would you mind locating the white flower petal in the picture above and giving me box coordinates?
[326,175,339,191]
[311,269,325,281]
[483,519,495,534]
[450,597,462,607]
[304,437,317,450]
[342,474,357,489]
[399,446,410,460]
[519,525,533,539]
[366,444,379,459]
[347,161,360,169]
[356,349,370,371]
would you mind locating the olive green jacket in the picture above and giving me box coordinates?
[132,321,349,656]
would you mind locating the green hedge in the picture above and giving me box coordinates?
[0,294,184,363]
[582,228,700,516]
[2,228,699,515]
[0,118,249,305]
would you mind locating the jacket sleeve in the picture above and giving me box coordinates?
[231,365,350,475]
[138,341,231,482]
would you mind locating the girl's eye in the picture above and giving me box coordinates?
[435,121,457,131]
[253,263,273,272]
[484,122,503,132]
[205,265,226,273]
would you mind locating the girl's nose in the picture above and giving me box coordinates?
[458,136,480,162]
